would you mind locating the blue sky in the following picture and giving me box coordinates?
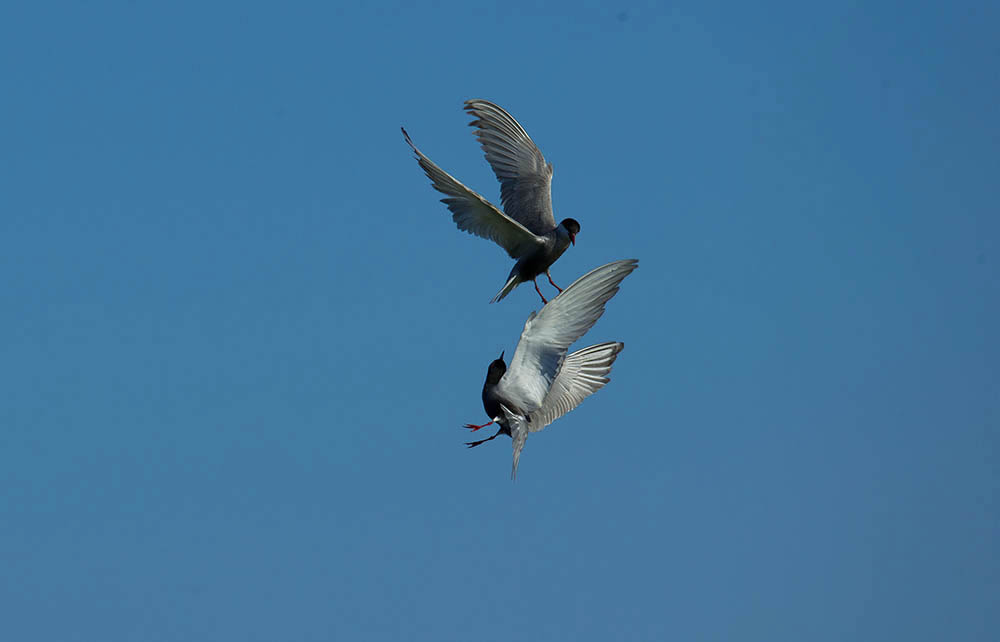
[2,1,997,640]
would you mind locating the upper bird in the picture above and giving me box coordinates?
[464,259,638,478]
[402,99,580,304]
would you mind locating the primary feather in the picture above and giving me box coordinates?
[464,99,555,235]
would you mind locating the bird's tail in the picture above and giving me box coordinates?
[501,405,529,481]
[490,273,521,304]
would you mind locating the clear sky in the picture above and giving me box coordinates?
[2,1,997,640]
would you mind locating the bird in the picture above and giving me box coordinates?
[463,259,638,478]
[402,99,580,304]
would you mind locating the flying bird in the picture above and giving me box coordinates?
[402,99,580,304]
[464,259,638,478]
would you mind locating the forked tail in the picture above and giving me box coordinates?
[490,273,520,303]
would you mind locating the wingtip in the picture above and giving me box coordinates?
[547,259,639,306]
[608,258,640,277]
[463,98,506,131]
[603,341,625,356]
[401,127,424,162]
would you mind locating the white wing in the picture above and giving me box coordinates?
[501,404,530,480]
[464,99,555,235]
[402,128,543,259]
[530,341,624,432]
[503,344,623,478]
[497,259,638,413]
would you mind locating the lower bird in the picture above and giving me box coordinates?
[464,259,638,478]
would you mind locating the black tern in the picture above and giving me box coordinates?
[402,99,580,304]
[463,259,638,478]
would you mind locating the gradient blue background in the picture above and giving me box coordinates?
[2,1,997,640]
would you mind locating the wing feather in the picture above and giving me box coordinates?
[464,100,556,235]
[530,342,624,432]
[402,127,542,259]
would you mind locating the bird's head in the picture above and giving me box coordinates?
[485,350,507,384]
[560,218,580,245]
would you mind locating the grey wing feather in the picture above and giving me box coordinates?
[530,342,624,432]
[402,127,542,259]
[500,259,638,412]
[464,100,556,235]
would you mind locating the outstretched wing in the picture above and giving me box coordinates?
[402,127,543,259]
[501,404,530,480]
[530,341,624,432]
[498,259,638,413]
[464,100,556,235]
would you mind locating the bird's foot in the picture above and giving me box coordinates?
[463,420,494,432]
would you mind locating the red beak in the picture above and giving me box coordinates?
[570,234,576,246]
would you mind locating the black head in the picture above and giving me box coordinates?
[485,350,507,385]
[560,218,580,245]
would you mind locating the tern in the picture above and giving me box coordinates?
[464,259,638,478]
[402,99,580,304]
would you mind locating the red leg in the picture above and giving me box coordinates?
[533,278,549,304]
[546,270,563,292]
[464,419,494,432]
